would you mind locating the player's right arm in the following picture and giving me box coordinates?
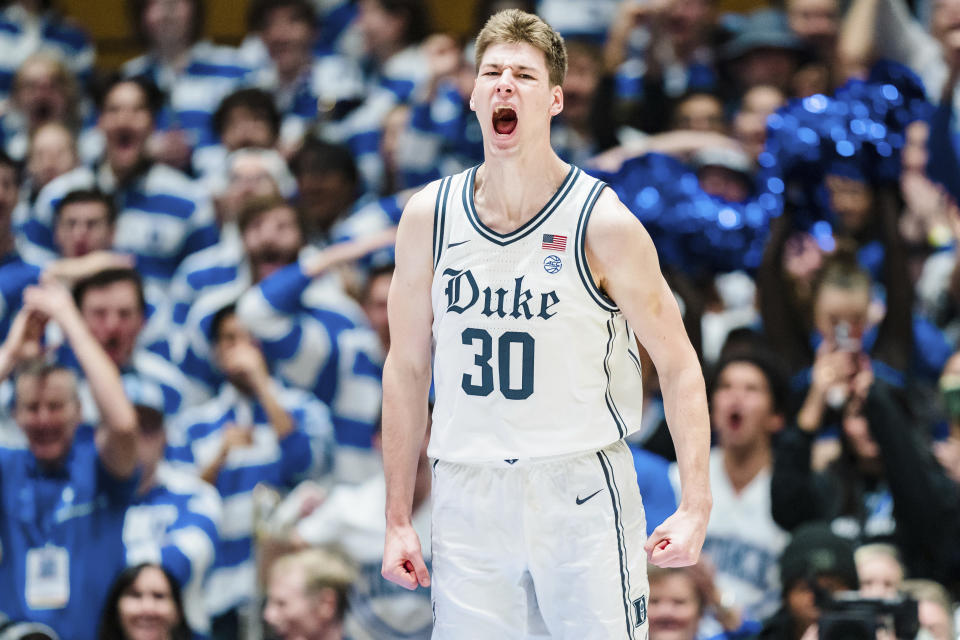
[381,182,438,590]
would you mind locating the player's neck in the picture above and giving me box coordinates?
[476,151,569,228]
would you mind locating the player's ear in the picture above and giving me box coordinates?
[469,89,476,112]
[549,86,563,117]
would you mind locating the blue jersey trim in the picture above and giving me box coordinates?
[574,180,619,312]
[461,164,579,246]
[598,449,636,637]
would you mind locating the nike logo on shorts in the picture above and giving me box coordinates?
[575,489,602,505]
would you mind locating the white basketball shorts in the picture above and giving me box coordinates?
[430,439,649,639]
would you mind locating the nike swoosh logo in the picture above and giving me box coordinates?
[576,489,602,505]
[447,240,470,248]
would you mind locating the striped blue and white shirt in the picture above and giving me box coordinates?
[123,463,222,638]
[0,5,94,100]
[236,262,383,467]
[166,382,333,613]
[21,162,219,292]
[123,41,252,152]
[320,46,429,195]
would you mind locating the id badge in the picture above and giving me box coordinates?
[25,546,69,609]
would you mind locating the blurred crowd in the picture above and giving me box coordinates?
[0,0,958,638]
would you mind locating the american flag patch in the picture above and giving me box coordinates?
[542,233,567,251]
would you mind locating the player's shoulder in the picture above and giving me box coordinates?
[586,183,646,236]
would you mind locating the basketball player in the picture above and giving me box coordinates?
[382,10,711,639]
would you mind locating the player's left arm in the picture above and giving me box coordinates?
[585,188,712,567]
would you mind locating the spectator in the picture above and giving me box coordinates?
[854,543,905,599]
[167,303,334,637]
[176,196,308,395]
[0,281,138,640]
[66,268,200,420]
[289,138,360,244]
[751,523,859,640]
[25,77,219,307]
[167,156,296,366]
[247,0,365,148]
[0,54,81,164]
[772,354,960,586]
[358,263,392,352]
[670,350,789,622]
[236,231,393,482]
[604,0,720,135]
[899,579,956,640]
[193,87,282,181]
[121,390,221,637]
[720,10,807,97]
[98,563,192,640]
[285,422,432,639]
[263,548,356,640]
[122,0,251,169]
[647,564,759,640]
[0,0,94,100]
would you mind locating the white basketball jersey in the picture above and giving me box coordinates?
[429,165,644,462]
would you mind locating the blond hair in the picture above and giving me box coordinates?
[474,9,567,87]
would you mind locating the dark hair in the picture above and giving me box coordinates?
[247,0,317,33]
[709,345,789,417]
[209,302,238,344]
[54,189,118,225]
[370,0,431,46]
[95,75,164,118]
[128,0,205,48]
[212,88,282,141]
[72,268,147,314]
[98,563,191,640]
[289,137,359,187]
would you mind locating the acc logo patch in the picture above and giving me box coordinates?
[543,254,562,274]
[633,595,647,627]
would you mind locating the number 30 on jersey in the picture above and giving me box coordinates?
[461,328,535,399]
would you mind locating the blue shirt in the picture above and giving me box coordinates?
[0,439,138,640]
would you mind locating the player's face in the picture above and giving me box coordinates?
[99,82,154,176]
[15,371,80,465]
[79,281,145,367]
[647,572,701,640]
[471,42,563,155]
[54,201,114,258]
[117,565,182,640]
[710,362,781,451]
[263,569,332,639]
[242,205,304,283]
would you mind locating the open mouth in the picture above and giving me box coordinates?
[493,105,517,135]
[727,410,744,430]
[112,129,138,152]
